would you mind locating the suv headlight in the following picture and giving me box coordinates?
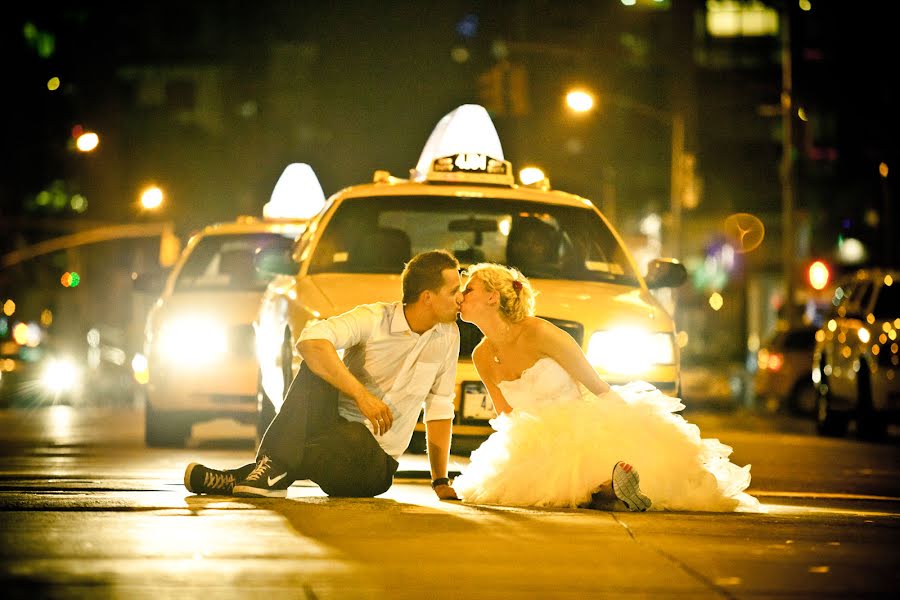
[157,318,227,364]
[586,328,675,376]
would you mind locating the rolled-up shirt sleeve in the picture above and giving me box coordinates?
[298,304,378,350]
[423,326,459,422]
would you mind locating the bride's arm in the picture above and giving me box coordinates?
[534,318,611,396]
[472,343,513,415]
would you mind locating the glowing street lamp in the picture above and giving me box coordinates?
[75,131,99,152]
[140,186,164,210]
[565,89,595,113]
[563,86,686,257]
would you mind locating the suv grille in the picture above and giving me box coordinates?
[457,316,583,358]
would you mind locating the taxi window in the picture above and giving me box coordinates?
[852,282,875,314]
[175,233,290,291]
[872,282,899,319]
[308,195,638,284]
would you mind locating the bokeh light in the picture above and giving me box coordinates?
[723,213,765,253]
[75,132,99,152]
[140,186,164,210]
[808,261,830,290]
[519,166,546,185]
[565,89,595,113]
[47,76,60,91]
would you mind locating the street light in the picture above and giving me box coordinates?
[564,87,686,257]
[75,131,99,152]
[565,89,595,113]
[140,186,164,210]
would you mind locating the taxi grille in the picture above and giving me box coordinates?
[457,316,583,358]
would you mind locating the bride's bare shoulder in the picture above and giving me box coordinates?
[520,316,558,336]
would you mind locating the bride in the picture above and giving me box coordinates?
[452,262,761,513]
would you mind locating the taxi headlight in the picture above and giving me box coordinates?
[40,357,82,394]
[586,328,675,376]
[157,318,228,364]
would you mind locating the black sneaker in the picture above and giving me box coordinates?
[184,462,255,496]
[612,461,651,512]
[232,455,292,498]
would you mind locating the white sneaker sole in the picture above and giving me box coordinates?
[233,484,289,498]
[612,462,651,512]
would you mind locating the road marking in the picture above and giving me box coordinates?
[753,491,900,502]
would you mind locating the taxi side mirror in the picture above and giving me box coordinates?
[255,245,299,276]
[644,258,687,289]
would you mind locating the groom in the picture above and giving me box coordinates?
[185,249,463,500]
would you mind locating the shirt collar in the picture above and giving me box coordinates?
[391,302,441,337]
[391,302,412,334]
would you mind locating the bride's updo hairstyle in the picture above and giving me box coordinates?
[466,263,536,322]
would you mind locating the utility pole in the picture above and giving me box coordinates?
[780,7,797,327]
[670,112,685,261]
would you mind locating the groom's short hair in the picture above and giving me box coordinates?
[402,250,459,304]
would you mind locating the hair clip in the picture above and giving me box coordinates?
[512,280,523,291]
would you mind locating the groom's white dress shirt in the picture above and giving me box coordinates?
[298,301,459,459]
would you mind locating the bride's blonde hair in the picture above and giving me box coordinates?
[465,263,536,322]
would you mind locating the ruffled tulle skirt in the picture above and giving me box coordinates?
[453,382,762,512]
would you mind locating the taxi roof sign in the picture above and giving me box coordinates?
[263,163,326,220]
[427,153,514,186]
[413,104,505,180]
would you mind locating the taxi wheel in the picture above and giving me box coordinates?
[145,401,190,447]
[815,370,849,438]
[855,367,886,441]
[789,380,818,416]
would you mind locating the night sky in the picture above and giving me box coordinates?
[5,1,897,265]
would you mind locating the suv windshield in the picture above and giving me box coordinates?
[307,195,638,285]
[175,233,292,292]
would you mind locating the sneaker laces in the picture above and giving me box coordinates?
[204,470,235,490]
[244,456,272,482]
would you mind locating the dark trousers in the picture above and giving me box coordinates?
[256,363,399,497]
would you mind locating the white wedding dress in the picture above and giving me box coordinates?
[454,357,762,512]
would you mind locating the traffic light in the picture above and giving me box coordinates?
[60,271,81,287]
[507,64,530,117]
[807,260,830,290]
[478,64,505,116]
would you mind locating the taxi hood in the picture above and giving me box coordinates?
[521,278,672,331]
[160,291,264,324]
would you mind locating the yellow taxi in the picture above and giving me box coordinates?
[813,268,900,440]
[254,105,686,447]
[136,165,321,446]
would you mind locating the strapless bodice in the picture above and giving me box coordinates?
[497,356,582,410]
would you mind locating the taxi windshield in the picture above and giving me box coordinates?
[308,195,639,285]
[175,233,292,292]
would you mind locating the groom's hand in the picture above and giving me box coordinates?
[433,483,460,501]
[356,391,394,435]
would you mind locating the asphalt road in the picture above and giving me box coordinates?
[0,403,898,598]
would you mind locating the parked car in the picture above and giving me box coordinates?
[813,268,900,439]
[753,325,819,415]
[253,105,687,450]
[136,216,307,446]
